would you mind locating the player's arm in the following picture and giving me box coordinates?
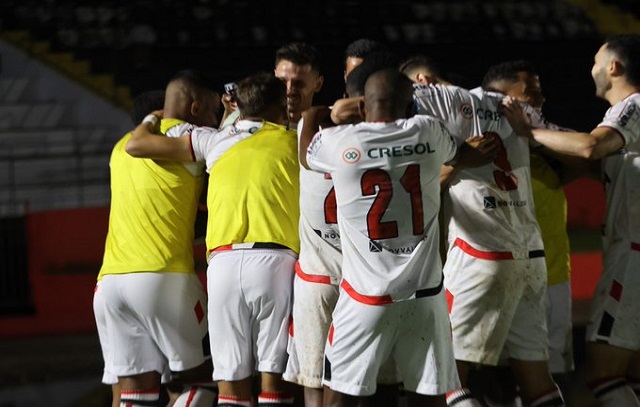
[530,126,624,160]
[501,97,624,160]
[299,106,331,169]
[330,96,364,125]
[440,135,499,186]
[125,112,195,162]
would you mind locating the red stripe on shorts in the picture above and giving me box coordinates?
[212,244,233,252]
[295,262,332,285]
[340,279,393,305]
[632,242,640,251]
[454,238,514,260]
[609,279,623,302]
[328,324,334,345]
[445,289,454,313]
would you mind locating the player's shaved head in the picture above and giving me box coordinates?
[363,69,414,122]
[164,69,219,127]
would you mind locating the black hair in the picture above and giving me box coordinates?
[130,89,165,124]
[481,60,538,90]
[400,55,447,81]
[605,34,640,87]
[344,38,386,59]
[274,42,323,75]
[169,69,218,93]
[345,50,401,96]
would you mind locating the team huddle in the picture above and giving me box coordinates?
[94,35,640,407]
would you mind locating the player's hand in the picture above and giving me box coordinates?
[457,135,499,168]
[500,96,533,139]
[302,106,332,123]
[149,109,164,119]
[330,97,364,125]
[221,94,237,112]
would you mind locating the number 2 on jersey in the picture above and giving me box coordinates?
[484,132,518,191]
[361,165,424,240]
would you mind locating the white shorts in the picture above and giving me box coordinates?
[207,248,296,381]
[95,273,209,379]
[546,281,574,373]
[322,288,459,397]
[586,242,640,350]
[284,264,339,388]
[444,244,548,365]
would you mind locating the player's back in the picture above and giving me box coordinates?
[307,115,456,301]
[99,121,205,278]
[442,88,542,253]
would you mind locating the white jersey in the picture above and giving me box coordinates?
[412,83,480,143]
[443,88,544,253]
[598,93,640,250]
[296,120,342,283]
[307,115,456,302]
[189,119,262,171]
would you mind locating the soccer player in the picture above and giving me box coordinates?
[283,46,403,407]
[94,70,219,407]
[439,77,565,407]
[398,55,451,86]
[300,69,460,407]
[502,34,640,407]
[127,72,300,407]
[343,38,387,80]
[479,59,579,405]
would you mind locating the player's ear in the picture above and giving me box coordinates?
[610,58,625,78]
[314,75,324,93]
[358,99,366,120]
[416,73,432,85]
[190,100,199,118]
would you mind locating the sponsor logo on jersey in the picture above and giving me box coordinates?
[342,147,362,164]
[388,243,420,254]
[618,103,637,127]
[369,240,382,252]
[367,143,435,158]
[476,108,502,122]
[460,103,473,119]
[484,196,497,209]
[483,196,526,209]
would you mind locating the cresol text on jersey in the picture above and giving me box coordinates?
[367,142,436,159]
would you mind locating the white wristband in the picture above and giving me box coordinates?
[142,114,159,127]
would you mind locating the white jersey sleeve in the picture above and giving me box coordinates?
[413,83,481,144]
[598,93,640,147]
[165,122,204,176]
[190,121,260,172]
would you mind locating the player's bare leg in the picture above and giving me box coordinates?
[405,391,446,407]
[585,342,640,406]
[303,387,324,407]
[628,351,640,399]
[322,386,359,407]
[110,383,120,407]
[508,359,564,406]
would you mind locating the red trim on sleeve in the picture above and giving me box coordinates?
[454,238,514,260]
[295,262,332,285]
[340,279,393,305]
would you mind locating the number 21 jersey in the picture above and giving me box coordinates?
[307,115,456,301]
